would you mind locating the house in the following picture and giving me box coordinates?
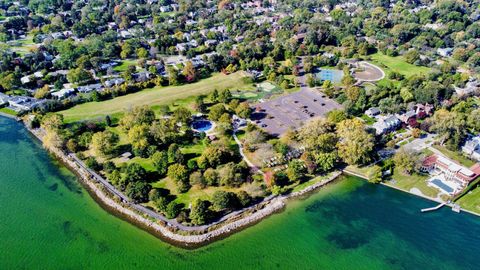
[398,110,417,126]
[421,154,479,194]
[437,47,453,57]
[51,88,76,99]
[462,136,480,162]
[8,96,44,112]
[365,107,380,117]
[0,93,9,106]
[77,83,103,93]
[454,79,479,97]
[415,103,434,119]
[104,78,125,88]
[371,115,401,135]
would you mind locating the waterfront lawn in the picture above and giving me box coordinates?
[432,145,476,167]
[291,172,336,193]
[0,107,18,116]
[152,177,265,206]
[59,72,253,122]
[390,170,439,198]
[456,186,480,213]
[369,53,431,78]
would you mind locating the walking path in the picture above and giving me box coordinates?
[233,128,265,176]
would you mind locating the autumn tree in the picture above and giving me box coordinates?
[336,119,374,165]
[91,130,119,157]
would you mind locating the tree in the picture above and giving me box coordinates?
[336,119,374,165]
[212,190,238,211]
[167,66,179,85]
[128,124,150,157]
[125,181,151,203]
[165,201,181,219]
[297,118,337,152]
[393,149,419,175]
[41,114,64,132]
[189,199,212,225]
[34,85,50,99]
[90,130,119,157]
[306,74,315,87]
[218,89,232,103]
[235,102,252,119]
[182,61,197,82]
[167,164,190,193]
[236,191,252,207]
[203,168,218,186]
[173,107,191,124]
[208,103,227,121]
[67,67,92,83]
[314,152,338,173]
[404,49,420,64]
[429,109,466,150]
[189,171,206,188]
[152,151,168,176]
[168,143,184,164]
[286,160,306,183]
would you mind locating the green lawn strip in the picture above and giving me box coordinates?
[369,52,431,78]
[152,177,263,206]
[432,145,476,167]
[456,182,480,213]
[0,107,18,116]
[390,169,438,197]
[344,164,377,179]
[113,59,139,72]
[360,114,375,125]
[291,172,335,193]
[59,72,253,123]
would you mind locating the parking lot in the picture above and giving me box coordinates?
[251,89,342,136]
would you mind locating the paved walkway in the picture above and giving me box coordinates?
[233,129,265,176]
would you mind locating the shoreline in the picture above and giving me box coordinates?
[21,119,342,248]
[342,168,480,218]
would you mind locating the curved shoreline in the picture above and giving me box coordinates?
[22,120,342,248]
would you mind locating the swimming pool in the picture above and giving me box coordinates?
[316,69,344,83]
[192,120,213,132]
[430,179,454,194]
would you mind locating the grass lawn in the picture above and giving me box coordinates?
[360,114,376,125]
[59,72,253,122]
[369,53,431,78]
[432,145,476,167]
[0,107,18,116]
[291,172,336,193]
[456,186,480,213]
[114,59,139,72]
[390,169,439,198]
[344,164,379,179]
[10,34,37,55]
[152,177,265,206]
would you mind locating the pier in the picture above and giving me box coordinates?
[421,202,447,212]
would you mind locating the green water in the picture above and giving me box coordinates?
[1,116,480,270]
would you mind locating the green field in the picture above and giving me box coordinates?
[457,185,480,213]
[59,72,253,122]
[370,53,431,78]
[114,59,139,72]
[0,107,18,116]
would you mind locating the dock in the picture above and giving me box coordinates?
[421,202,447,212]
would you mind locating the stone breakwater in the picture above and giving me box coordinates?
[26,125,341,246]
